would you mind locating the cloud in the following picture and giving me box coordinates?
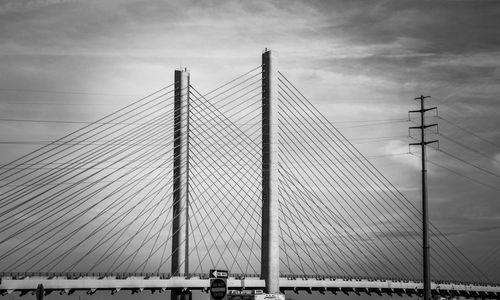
[0,0,76,15]
[493,153,500,170]
[281,0,500,118]
[309,0,500,54]
[382,139,420,168]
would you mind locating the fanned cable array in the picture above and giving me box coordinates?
[276,71,490,283]
[0,64,492,286]
[0,84,183,274]
[186,66,263,275]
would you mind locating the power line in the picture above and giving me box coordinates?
[0,101,132,106]
[337,120,408,129]
[424,157,500,193]
[0,118,173,125]
[438,149,500,179]
[0,87,139,97]
[333,118,408,124]
[438,115,500,149]
[439,132,500,164]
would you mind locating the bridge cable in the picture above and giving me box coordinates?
[278,71,490,282]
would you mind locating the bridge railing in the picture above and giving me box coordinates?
[2,271,500,288]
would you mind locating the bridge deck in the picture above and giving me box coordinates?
[1,275,499,298]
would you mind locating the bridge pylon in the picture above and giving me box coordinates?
[261,49,280,294]
[171,68,191,300]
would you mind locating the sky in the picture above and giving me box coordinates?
[1,0,500,299]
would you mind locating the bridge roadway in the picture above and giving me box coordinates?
[1,274,500,298]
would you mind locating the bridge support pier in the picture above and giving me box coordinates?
[171,68,191,300]
[261,49,280,294]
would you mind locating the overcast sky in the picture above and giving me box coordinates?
[1,0,500,298]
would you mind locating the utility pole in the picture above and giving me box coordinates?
[261,49,280,295]
[171,68,191,300]
[409,95,437,300]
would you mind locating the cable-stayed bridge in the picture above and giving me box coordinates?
[0,50,499,299]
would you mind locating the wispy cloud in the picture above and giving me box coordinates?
[0,0,76,15]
